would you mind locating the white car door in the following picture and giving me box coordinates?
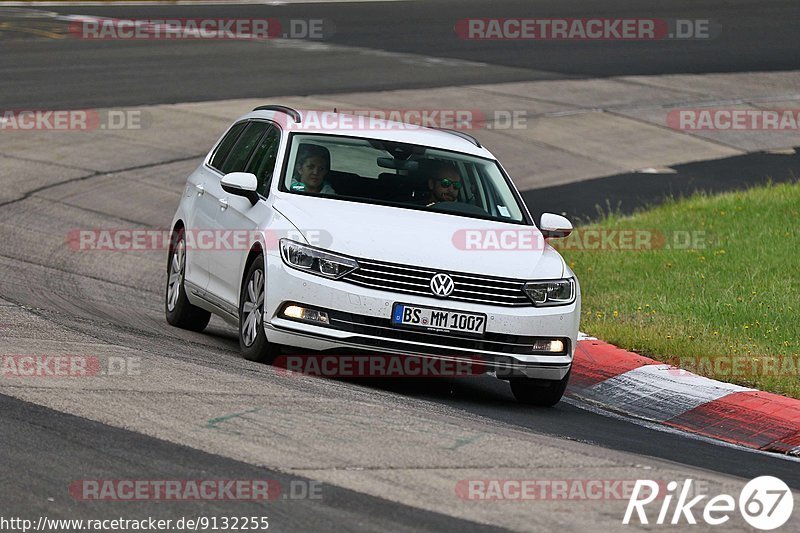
[183,121,248,294]
[207,121,281,310]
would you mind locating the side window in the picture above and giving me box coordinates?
[210,122,247,171]
[245,126,281,197]
[219,122,270,175]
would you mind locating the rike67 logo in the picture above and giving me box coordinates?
[624,477,794,530]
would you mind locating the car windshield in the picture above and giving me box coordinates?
[281,133,528,224]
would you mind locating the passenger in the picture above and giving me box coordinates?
[426,162,463,206]
[290,145,336,195]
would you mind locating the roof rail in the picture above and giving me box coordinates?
[433,127,482,148]
[252,105,302,123]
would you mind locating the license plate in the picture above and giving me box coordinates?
[391,304,486,336]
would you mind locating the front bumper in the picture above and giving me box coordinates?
[264,254,580,380]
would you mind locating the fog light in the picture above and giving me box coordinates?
[281,304,329,325]
[531,339,565,353]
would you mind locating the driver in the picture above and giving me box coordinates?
[426,162,463,206]
[290,144,336,195]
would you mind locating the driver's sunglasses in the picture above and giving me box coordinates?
[439,179,463,190]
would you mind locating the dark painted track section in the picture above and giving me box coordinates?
[0,0,798,108]
[0,393,502,532]
[522,150,800,222]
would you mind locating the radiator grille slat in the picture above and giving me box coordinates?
[342,258,531,307]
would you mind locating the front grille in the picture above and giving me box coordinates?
[341,258,531,307]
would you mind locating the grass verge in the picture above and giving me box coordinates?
[557,181,799,398]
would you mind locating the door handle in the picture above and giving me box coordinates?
[194,183,205,196]
[218,198,229,211]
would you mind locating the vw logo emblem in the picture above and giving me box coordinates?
[430,273,455,297]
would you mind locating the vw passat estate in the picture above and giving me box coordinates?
[166,105,580,405]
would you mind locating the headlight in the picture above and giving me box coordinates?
[279,239,358,279]
[523,278,576,306]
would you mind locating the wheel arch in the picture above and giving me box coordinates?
[167,219,186,268]
[240,242,266,310]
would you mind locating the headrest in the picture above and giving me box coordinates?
[296,143,331,167]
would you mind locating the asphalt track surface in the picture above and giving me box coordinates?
[2,1,800,530]
[0,395,499,532]
[1,0,799,108]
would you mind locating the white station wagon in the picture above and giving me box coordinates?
[166,105,580,405]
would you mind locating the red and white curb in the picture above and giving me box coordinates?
[568,333,800,456]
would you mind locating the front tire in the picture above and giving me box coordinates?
[165,228,211,332]
[239,257,280,363]
[509,370,571,406]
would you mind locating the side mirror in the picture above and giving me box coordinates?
[539,213,573,239]
[221,172,259,206]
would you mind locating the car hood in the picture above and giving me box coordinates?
[272,195,565,280]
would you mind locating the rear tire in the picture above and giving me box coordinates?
[239,257,280,364]
[165,228,211,332]
[510,370,571,406]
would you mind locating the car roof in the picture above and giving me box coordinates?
[241,108,497,159]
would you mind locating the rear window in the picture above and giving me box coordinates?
[210,122,247,171]
[219,122,270,175]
